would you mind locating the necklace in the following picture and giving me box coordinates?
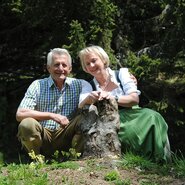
[100,74,111,91]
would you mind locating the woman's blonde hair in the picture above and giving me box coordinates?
[79,45,110,72]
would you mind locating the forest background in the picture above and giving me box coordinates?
[0,0,185,162]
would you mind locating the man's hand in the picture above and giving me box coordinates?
[51,113,69,128]
[130,73,138,85]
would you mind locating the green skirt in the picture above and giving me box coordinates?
[118,106,171,162]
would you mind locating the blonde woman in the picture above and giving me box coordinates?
[78,45,171,162]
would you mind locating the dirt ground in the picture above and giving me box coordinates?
[43,158,185,185]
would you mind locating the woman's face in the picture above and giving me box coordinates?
[83,53,105,76]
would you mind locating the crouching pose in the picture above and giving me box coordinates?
[78,45,171,162]
[16,48,92,157]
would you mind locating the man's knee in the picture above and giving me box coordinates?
[17,118,42,154]
[18,118,42,135]
[18,117,39,129]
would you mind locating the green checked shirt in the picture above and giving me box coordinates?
[18,76,92,130]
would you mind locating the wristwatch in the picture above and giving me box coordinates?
[115,95,119,102]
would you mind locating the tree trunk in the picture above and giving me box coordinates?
[80,98,121,158]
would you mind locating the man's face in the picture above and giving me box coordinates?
[47,53,72,85]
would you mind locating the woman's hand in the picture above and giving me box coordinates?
[87,91,114,105]
[97,91,112,100]
[88,91,100,104]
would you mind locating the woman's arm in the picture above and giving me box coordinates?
[97,90,139,107]
[116,92,139,107]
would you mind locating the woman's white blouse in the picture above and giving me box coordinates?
[93,67,141,97]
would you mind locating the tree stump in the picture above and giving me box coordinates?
[80,98,121,158]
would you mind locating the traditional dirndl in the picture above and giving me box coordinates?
[118,106,171,162]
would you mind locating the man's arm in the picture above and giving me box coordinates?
[16,108,69,128]
[16,108,53,122]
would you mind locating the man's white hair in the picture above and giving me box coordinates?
[47,48,72,66]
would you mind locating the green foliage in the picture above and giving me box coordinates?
[28,150,45,165]
[104,171,132,185]
[126,52,161,80]
[50,161,80,170]
[121,152,158,171]
[9,0,22,13]
[114,178,131,185]
[1,0,185,161]
[63,0,119,74]
[173,154,185,178]
[104,170,120,181]
[51,150,60,162]
[89,0,117,43]
[154,1,185,62]
[0,163,48,185]
[61,148,81,160]
[1,152,185,184]
[146,100,169,113]
[0,152,4,165]
[120,151,185,180]
[88,0,118,67]
[63,20,86,59]
[62,20,87,78]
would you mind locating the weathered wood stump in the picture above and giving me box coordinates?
[80,98,121,158]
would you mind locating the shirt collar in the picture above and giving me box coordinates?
[64,77,73,86]
[48,76,55,88]
[48,76,73,88]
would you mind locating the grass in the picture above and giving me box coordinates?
[0,163,48,185]
[0,151,185,185]
[172,153,185,178]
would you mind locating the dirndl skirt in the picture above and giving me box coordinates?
[118,106,171,162]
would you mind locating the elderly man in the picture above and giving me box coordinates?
[16,48,92,157]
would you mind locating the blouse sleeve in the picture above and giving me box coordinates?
[79,79,93,104]
[118,68,141,95]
